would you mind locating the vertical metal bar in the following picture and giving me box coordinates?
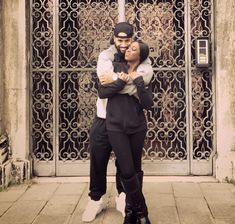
[53,0,59,176]
[211,0,217,171]
[118,0,126,22]
[29,0,33,167]
[185,0,192,174]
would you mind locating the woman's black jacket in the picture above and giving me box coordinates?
[98,61,153,134]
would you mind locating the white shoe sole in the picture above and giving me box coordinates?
[82,205,105,222]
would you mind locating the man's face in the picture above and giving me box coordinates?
[114,36,132,54]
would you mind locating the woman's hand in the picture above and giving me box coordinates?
[118,72,129,82]
[128,71,139,80]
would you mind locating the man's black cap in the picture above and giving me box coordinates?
[114,22,134,38]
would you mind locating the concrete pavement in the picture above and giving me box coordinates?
[0,176,235,224]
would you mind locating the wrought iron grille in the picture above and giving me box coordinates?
[58,0,118,161]
[31,0,54,161]
[125,0,187,161]
[30,0,215,175]
[190,0,214,160]
[126,0,185,68]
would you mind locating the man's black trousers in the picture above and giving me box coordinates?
[89,117,123,200]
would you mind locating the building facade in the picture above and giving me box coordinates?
[0,0,235,186]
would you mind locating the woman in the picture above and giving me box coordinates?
[98,41,152,224]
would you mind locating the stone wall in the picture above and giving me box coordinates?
[215,0,235,182]
[1,0,29,160]
[0,0,5,135]
[0,0,30,187]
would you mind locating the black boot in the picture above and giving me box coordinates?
[122,174,136,224]
[121,175,151,224]
[136,216,151,224]
[136,171,144,189]
[136,171,151,224]
[123,202,136,224]
[134,193,151,224]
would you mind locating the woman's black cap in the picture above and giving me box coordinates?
[138,41,150,63]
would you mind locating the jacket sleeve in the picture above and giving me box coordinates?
[133,76,153,110]
[96,46,153,96]
[118,58,154,95]
[136,58,154,85]
[96,48,115,78]
[98,79,127,99]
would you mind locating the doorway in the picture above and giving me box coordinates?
[30,0,215,176]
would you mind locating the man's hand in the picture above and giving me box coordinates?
[99,72,115,85]
[100,72,129,85]
[119,72,129,82]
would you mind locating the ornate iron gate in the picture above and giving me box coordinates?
[30,0,215,176]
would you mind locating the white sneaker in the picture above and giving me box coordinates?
[82,197,105,222]
[115,192,126,217]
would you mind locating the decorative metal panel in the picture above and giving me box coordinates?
[191,70,213,160]
[32,71,54,161]
[31,0,54,162]
[30,0,215,175]
[32,0,54,69]
[58,0,118,162]
[58,71,98,161]
[58,0,118,69]
[126,0,185,68]
[190,0,214,160]
[126,0,188,161]
[145,70,187,161]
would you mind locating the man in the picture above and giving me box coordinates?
[82,22,153,222]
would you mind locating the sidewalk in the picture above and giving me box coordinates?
[0,176,235,224]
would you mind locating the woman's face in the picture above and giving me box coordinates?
[125,42,140,62]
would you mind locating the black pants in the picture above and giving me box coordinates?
[107,130,147,179]
[89,117,123,200]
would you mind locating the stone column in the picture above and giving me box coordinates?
[215,0,235,182]
[2,0,29,161]
[118,0,125,22]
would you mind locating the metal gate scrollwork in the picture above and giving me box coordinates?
[126,0,187,164]
[30,0,215,176]
[58,1,118,166]
[190,0,214,162]
[31,0,54,163]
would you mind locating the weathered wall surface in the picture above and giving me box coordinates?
[215,0,235,182]
[2,0,29,159]
[0,1,5,135]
